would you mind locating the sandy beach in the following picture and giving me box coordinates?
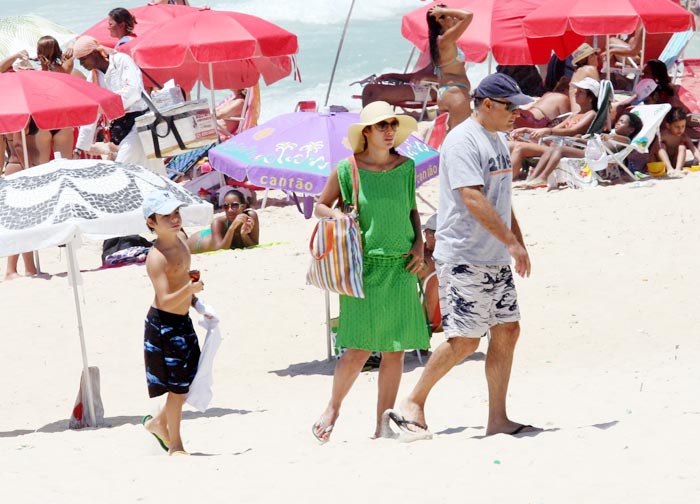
[1,172,699,503]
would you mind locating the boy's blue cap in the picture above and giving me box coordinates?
[474,74,533,106]
[142,190,186,219]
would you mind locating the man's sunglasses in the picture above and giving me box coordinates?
[488,98,519,112]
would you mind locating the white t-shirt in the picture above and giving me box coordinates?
[433,117,513,266]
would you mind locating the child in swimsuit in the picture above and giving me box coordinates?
[187,188,259,253]
[651,107,700,174]
[141,190,215,456]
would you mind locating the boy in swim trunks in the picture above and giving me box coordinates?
[651,107,700,174]
[141,190,212,455]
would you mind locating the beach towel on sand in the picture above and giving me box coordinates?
[186,308,222,412]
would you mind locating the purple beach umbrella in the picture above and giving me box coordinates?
[208,111,439,196]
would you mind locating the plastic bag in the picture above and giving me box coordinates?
[584,134,608,172]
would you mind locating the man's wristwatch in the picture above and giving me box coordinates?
[73,148,83,157]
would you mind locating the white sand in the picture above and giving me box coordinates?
[1,174,699,503]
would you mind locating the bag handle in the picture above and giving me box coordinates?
[308,219,336,260]
[347,155,360,215]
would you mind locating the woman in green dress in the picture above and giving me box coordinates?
[312,101,430,442]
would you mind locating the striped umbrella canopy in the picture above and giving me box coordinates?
[0,14,74,59]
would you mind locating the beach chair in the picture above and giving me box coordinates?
[556,103,672,185]
[658,30,694,83]
[677,58,700,114]
[426,112,449,150]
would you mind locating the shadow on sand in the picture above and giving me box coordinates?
[0,407,257,438]
[269,351,486,377]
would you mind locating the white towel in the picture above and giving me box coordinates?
[185,311,222,412]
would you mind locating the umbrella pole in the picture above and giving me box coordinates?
[488,51,493,75]
[325,290,332,360]
[606,35,611,81]
[324,0,356,107]
[208,63,220,144]
[21,129,42,274]
[67,239,97,427]
[403,46,417,73]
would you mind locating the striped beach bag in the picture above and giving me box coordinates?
[306,157,364,298]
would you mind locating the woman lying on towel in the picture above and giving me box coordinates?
[508,77,600,180]
[187,189,259,253]
[522,111,643,189]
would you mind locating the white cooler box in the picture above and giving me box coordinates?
[136,100,217,159]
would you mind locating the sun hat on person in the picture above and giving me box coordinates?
[142,190,187,218]
[634,78,658,102]
[571,43,600,66]
[347,101,417,154]
[573,77,600,98]
[422,213,438,232]
[473,73,533,106]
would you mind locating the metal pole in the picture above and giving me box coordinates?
[67,239,97,427]
[403,46,417,73]
[324,290,332,360]
[324,0,356,107]
[21,129,41,273]
[208,62,220,144]
[606,35,611,82]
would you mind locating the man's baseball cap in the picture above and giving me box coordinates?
[142,190,187,218]
[474,74,533,106]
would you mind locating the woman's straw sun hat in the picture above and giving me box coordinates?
[347,101,417,154]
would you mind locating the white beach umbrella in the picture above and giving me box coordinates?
[0,159,213,426]
[0,14,75,59]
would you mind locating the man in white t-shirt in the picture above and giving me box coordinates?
[72,36,148,166]
[388,74,539,439]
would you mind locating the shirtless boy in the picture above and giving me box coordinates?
[652,107,700,174]
[141,190,206,456]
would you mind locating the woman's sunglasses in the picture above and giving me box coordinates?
[222,202,242,210]
[373,120,399,132]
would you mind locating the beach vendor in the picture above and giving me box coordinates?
[388,74,539,439]
[311,101,429,443]
[141,190,215,455]
[72,36,149,166]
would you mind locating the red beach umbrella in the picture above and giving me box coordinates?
[401,0,585,65]
[80,3,197,49]
[0,71,124,134]
[119,7,299,90]
[522,0,694,38]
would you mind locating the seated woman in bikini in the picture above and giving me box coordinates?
[427,4,473,130]
[509,77,600,180]
[514,78,572,129]
[187,189,259,253]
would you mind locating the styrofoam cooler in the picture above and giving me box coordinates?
[136,99,218,158]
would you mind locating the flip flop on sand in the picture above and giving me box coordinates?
[508,424,539,436]
[385,409,433,441]
[141,415,170,452]
[311,416,334,444]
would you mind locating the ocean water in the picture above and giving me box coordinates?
[2,0,490,121]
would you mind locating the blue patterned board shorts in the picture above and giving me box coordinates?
[144,307,200,398]
[436,261,520,338]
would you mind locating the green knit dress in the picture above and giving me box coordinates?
[335,157,429,352]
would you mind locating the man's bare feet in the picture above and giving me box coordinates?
[4,272,22,281]
[373,412,398,439]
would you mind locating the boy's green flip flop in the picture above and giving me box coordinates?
[141,414,169,452]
